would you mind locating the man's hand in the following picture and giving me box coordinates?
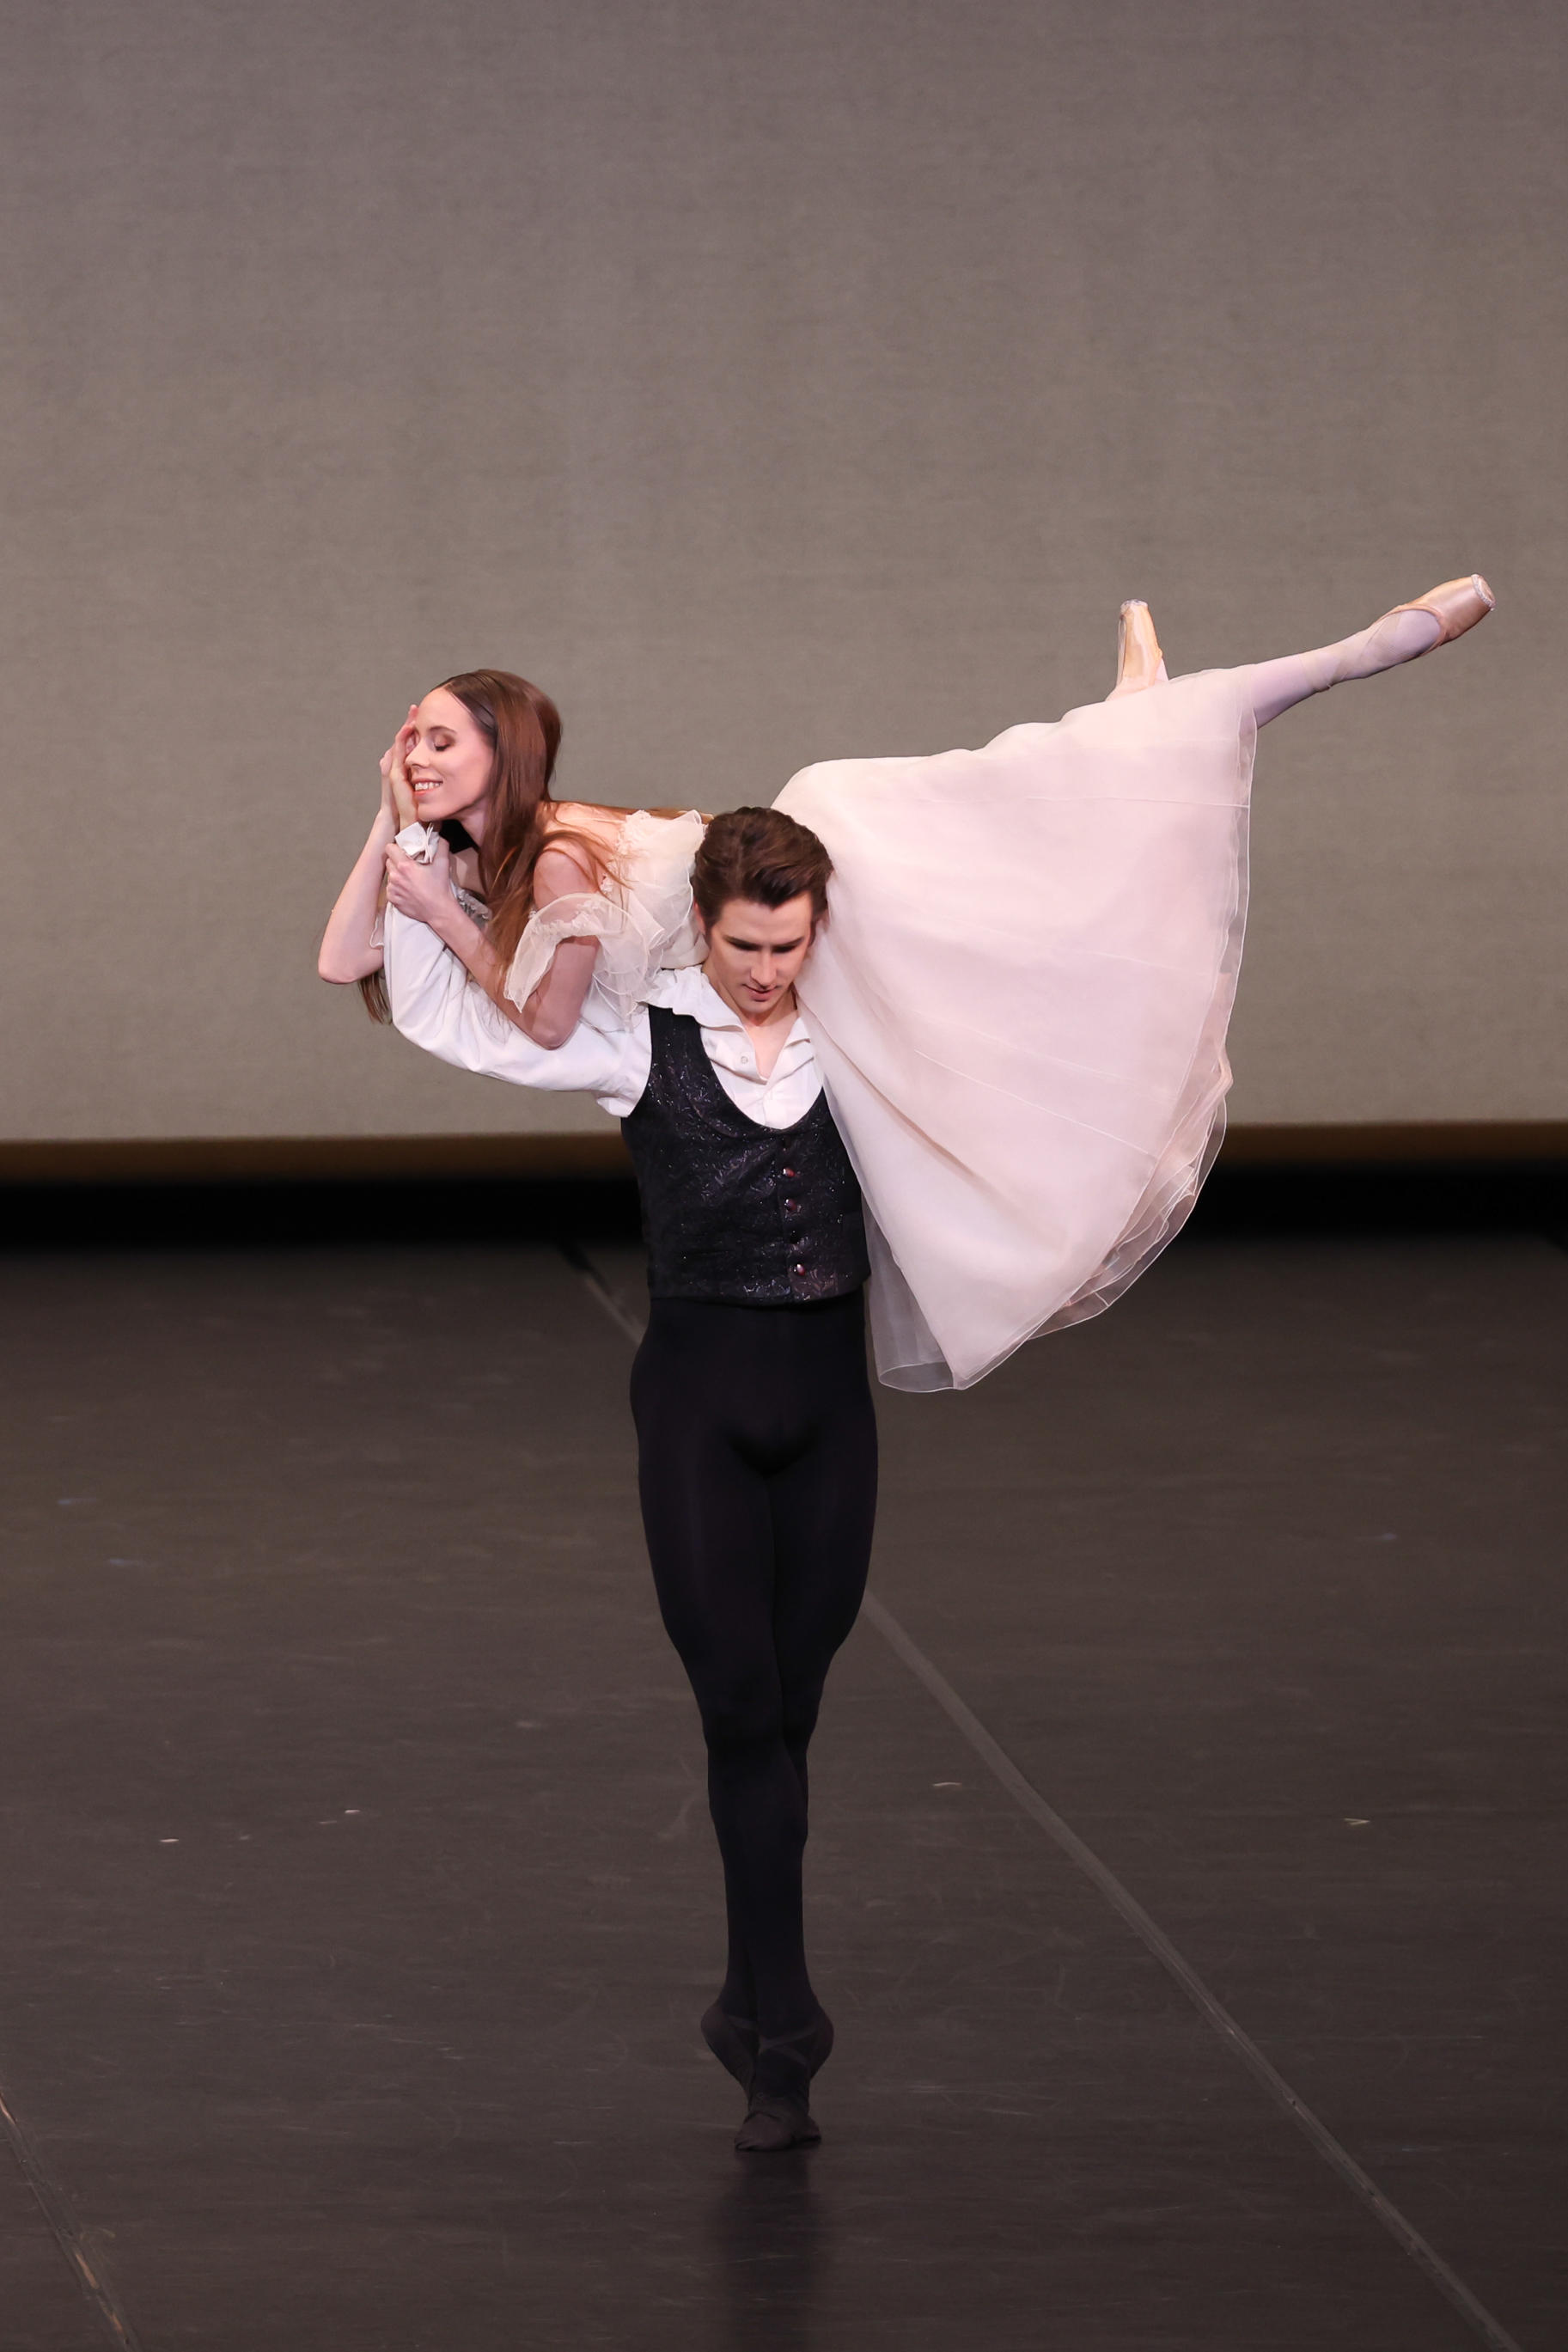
[384,835,454,926]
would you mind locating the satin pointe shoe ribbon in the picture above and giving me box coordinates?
[1385,573,1495,648]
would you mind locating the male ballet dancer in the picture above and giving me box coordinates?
[384,805,874,2153]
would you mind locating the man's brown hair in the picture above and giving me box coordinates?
[692,806,833,927]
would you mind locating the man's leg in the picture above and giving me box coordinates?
[747,1295,879,2105]
[767,1318,879,1805]
[630,1302,807,2040]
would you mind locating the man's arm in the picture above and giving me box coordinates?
[382,906,650,1113]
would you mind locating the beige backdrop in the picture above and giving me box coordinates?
[2,0,1562,1143]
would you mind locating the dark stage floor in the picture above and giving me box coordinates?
[1,1227,1563,2349]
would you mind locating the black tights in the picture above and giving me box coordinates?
[630,1292,878,2042]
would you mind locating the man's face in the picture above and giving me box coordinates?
[699,893,817,1019]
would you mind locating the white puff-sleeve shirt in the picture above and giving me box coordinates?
[381,907,822,1128]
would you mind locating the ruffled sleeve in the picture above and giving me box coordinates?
[502,809,707,1025]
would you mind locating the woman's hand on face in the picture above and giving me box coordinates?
[380,706,419,828]
[383,835,453,926]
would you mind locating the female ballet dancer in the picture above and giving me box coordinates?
[320,572,1492,2149]
[326,573,1494,1389]
[318,671,706,1039]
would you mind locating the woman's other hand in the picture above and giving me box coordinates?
[384,835,453,926]
[380,706,419,829]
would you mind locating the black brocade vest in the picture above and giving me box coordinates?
[621,1006,870,1304]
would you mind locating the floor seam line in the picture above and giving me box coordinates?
[860,1591,1523,2352]
[0,2080,147,2350]
[567,1241,1526,2352]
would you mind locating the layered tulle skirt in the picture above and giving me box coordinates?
[492,671,1255,1392]
[777,668,1256,1390]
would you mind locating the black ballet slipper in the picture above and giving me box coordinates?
[701,2001,760,2094]
[760,2006,833,2081]
[732,2010,835,2154]
[734,2092,821,2154]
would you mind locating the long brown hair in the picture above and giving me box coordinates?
[441,669,566,966]
[360,668,583,1023]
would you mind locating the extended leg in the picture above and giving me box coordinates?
[1245,574,1493,725]
[1107,575,1493,724]
[1243,608,1437,725]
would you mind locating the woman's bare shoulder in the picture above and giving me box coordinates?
[546,801,704,833]
[546,799,624,827]
[533,840,601,897]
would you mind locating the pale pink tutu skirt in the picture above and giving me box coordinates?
[776,669,1256,1391]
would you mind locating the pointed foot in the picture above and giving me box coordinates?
[1110,598,1165,697]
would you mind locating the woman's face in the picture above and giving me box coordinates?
[405,688,494,826]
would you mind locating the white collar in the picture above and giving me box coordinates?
[656,962,808,1046]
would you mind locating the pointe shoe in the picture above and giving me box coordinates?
[701,2001,759,2096]
[1384,574,1495,649]
[1109,599,1165,697]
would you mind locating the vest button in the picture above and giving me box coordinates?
[792,1262,806,1276]
[781,1166,798,1180]
[783,1198,800,1215]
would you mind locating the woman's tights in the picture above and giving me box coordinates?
[1128,607,1445,726]
[1244,607,1442,726]
[630,1292,878,2043]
